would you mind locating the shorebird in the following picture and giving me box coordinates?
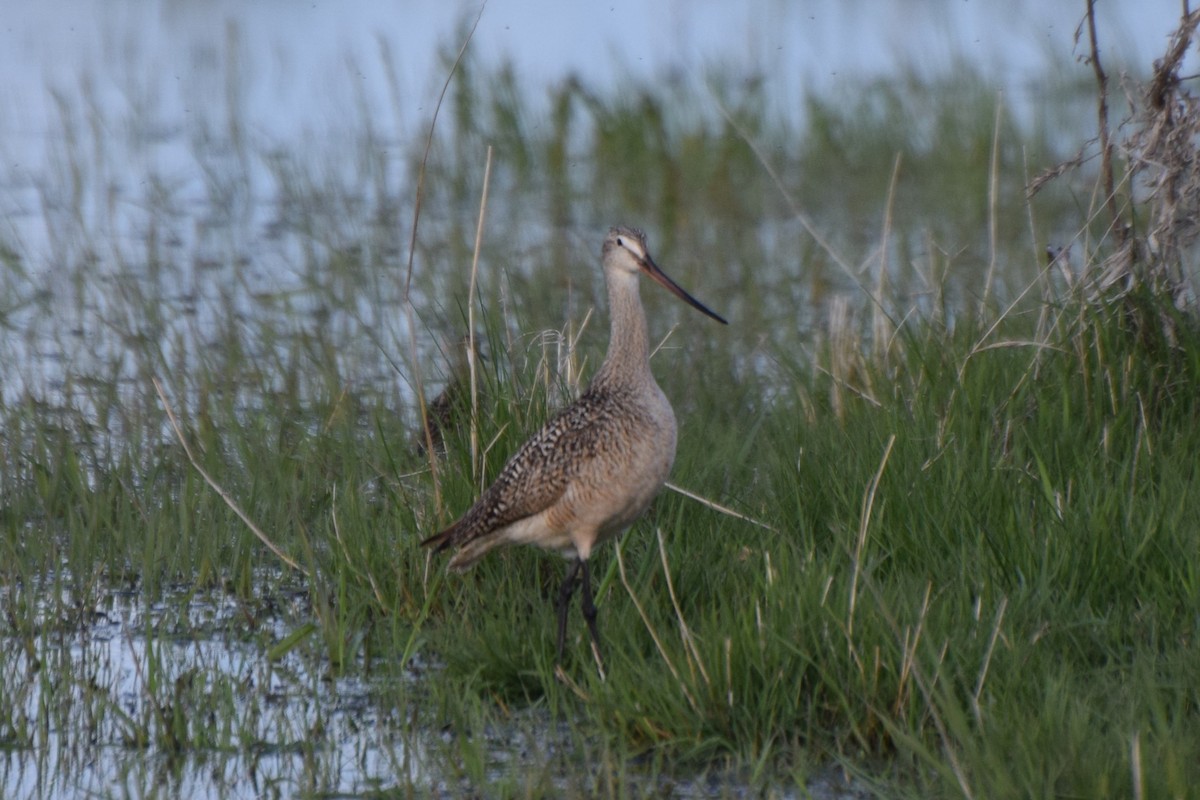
[421,226,727,666]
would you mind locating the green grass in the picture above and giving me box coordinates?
[2,42,1199,799]
[416,291,1200,798]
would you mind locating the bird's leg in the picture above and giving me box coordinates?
[579,559,606,672]
[556,559,584,664]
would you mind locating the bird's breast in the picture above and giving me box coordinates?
[569,381,677,535]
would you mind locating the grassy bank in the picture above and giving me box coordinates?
[2,34,1199,800]
[416,283,1200,798]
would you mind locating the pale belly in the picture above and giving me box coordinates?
[504,388,677,560]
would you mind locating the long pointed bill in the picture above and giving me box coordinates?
[638,255,728,325]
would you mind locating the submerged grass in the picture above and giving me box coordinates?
[2,24,1200,799]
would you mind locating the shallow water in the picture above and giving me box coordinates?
[0,0,1193,408]
[0,580,877,799]
[0,581,431,798]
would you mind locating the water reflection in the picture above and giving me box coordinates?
[0,580,426,799]
[0,0,1192,409]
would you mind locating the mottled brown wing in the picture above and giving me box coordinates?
[422,385,634,550]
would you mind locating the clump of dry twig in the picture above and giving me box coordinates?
[1123,8,1200,299]
[1035,3,1200,322]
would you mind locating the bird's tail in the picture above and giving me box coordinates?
[419,525,457,552]
[420,520,503,572]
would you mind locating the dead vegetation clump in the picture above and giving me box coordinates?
[1126,9,1200,300]
[1035,3,1200,322]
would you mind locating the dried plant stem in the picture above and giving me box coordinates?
[331,486,385,607]
[468,145,494,478]
[656,527,710,687]
[980,93,1004,313]
[1084,0,1123,240]
[664,481,776,532]
[710,94,863,293]
[894,581,933,715]
[970,595,1008,724]
[407,3,486,509]
[553,664,593,700]
[847,434,895,641]
[153,378,305,575]
[874,152,902,359]
[1131,732,1144,800]
[865,571,974,800]
[615,538,700,713]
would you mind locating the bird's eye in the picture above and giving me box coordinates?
[616,237,623,247]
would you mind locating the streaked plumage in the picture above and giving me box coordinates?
[421,226,726,665]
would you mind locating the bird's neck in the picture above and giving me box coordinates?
[593,273,653,388]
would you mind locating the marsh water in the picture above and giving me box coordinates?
[0,581,425,797]
[1,0,1189,406]
[1,1,1195,797]
[1,580,879,798]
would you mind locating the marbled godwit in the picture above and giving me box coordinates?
[421,226,727,665]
